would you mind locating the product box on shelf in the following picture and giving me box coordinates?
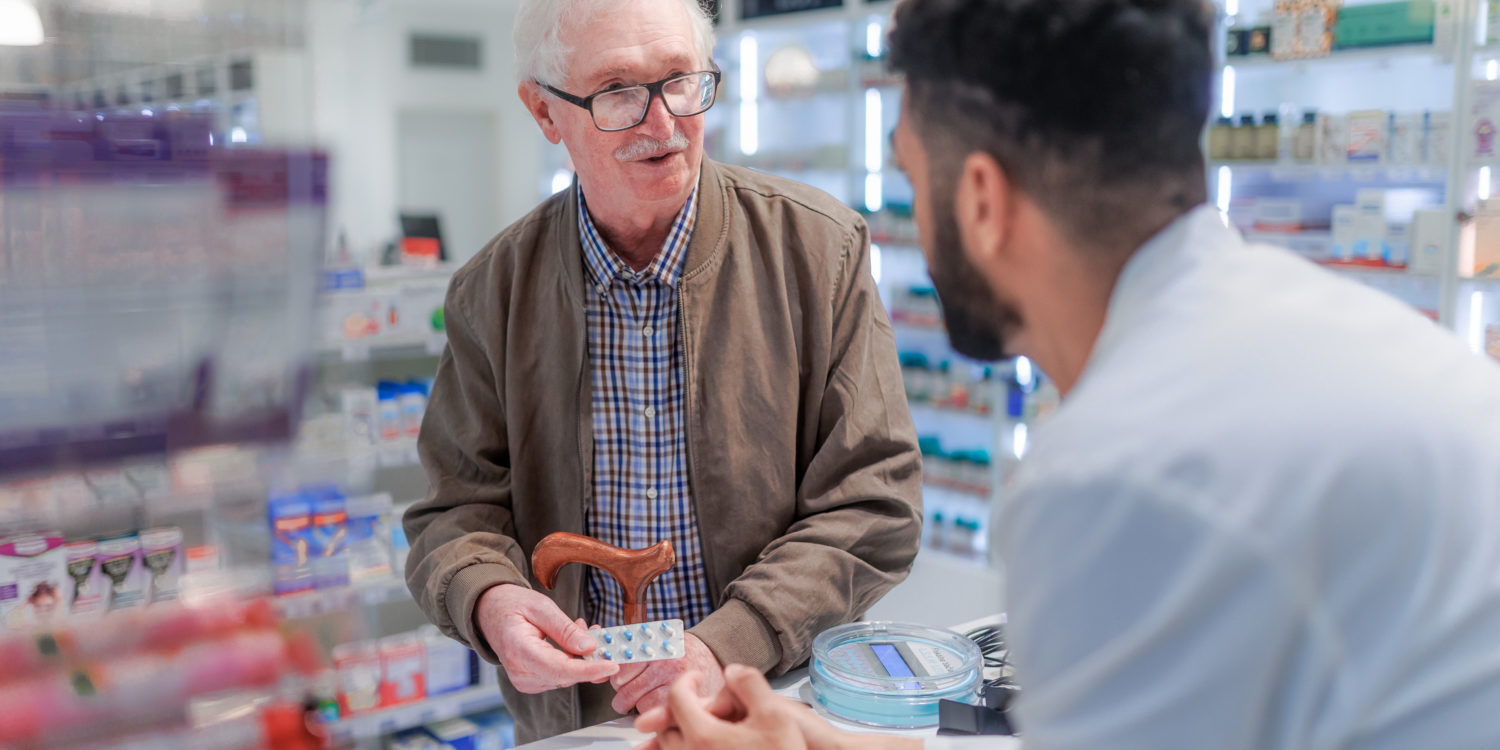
[1460,200,1500,276]
[308,486,350,590]
[347,493,394,582]
[1331,205,1360,261]
[97,533,147,612]
[140,526,184,604]
[270,491,315,596]
[1425,111,1451,165]
[424,718,483,750]
[1390,113,1424,165]
[1410,208,1450,274]
[333,640,383,716]
[0,532,67,631]
[342,387,380,450]
[1384,223,1412,267]
[63,540,107,619]
[1253,199,1304,233]
[1486,327,1500,361]
[1347,110,1389,163]
[468,709,516,750]
[421,625,475,696]
[389,729,446,750]
[379,632,427,707]
[1471,82,1500,161]
[1318,114,1349,164]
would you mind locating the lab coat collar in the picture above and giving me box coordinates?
[1080,205,1239,385]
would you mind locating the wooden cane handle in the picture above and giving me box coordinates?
[531,532,675,625]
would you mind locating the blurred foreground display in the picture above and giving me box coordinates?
[0,110,327,479]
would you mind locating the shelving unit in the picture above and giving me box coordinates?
[322,685,507,746]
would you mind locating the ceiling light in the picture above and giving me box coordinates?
[0,0,43,47]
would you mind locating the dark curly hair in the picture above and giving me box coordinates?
[888,0,1214,252]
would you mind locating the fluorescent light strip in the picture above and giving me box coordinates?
[1221,66,1236,120]
[1482,166,1492,201]
[865,89,883,173]
[739,34,758,102]
[1470,292,1486,354]
[870,243,883,284]
[1217,166,1233,212]
[1225,0,1238,17]
[1016,356,1033,386]
[740,100,758,157]
[1013,423,1029,459]
[1488,60,1498,81]
[867,20,881,58]
[865,172,883,213]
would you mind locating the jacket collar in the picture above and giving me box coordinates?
[556,158,731,301]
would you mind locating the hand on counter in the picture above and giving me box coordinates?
[476,583,619,693]
[612,632,723,715]
[633,665,922,750]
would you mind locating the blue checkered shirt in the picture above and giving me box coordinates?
[578,186,714,628]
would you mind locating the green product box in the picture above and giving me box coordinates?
[1334,0,1436,48]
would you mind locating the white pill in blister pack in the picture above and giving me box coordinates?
[585,619,685,664]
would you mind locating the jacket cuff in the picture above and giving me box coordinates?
[445,562,528,664]
[690,598,783,674]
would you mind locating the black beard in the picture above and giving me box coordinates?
[927,191,1020,363]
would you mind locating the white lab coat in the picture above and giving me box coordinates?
[935,206,1500,749]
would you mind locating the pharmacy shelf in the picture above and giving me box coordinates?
[320,685,506,745]
[909,400,994,421]
[318,334,447,363]
[924,476,992,499]
[1460,275,1500,292]
[1317,260,1435,278]
[274,576,415,620]
[891,314,944,331]
[1228,43,1444,72]
[1213,161,1448,184]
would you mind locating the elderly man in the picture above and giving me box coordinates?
[402,0,922,742]
[637,0,1500,748]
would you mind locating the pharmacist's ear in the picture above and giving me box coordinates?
[520,82,564,145]
[954,150,1013,272]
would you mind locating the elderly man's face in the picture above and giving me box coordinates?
[538,0,707,214]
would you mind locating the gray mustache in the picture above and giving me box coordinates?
[615,130,690,161]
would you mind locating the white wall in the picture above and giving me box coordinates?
[307,0,553,264]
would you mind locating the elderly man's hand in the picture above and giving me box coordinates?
[475,584,619,693]
[611,632,723,715]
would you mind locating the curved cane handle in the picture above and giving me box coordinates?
[531,532,675,625]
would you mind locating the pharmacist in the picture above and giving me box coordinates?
[401,0,923,742]
[637,0,1500,748]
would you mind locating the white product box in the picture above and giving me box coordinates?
[1347,110,1389,163]
[1471,82,1500,160]
[341,387,379,448]
[1318,115,1348,164]
[1461,200,1500,276]
[425,718,482,750]
[1425,112,1452,165]
[1354,208,1389,262]
[421,625,474,696]
[1331,205,1359,261]
[1,532,67,631]
[1254,199,1304,232]
[1410,209,1451,275]
[1384,224,1412,267]
[1391,114,1424,165]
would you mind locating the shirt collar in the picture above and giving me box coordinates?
[578,184,699,289]
[1086,204,1239,370]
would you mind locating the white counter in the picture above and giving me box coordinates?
[516,615,1020,750]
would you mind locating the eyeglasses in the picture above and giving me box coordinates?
[541,70,721,132]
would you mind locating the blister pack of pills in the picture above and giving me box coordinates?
[584,619,685,664]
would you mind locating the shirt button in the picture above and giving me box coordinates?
[646,488,658,500]
[595,283,607,296]
[643,326,654,337]
[644,406,656,418]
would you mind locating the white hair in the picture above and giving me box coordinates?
[514,0,717,88]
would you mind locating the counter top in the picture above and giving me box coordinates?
[517,616,1020,750]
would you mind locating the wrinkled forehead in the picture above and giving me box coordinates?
[560,0,702,89]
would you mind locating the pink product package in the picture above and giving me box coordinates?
[64,541,107,619]
[0,532,68,632]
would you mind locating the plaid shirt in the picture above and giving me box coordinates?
[578,185,714,628]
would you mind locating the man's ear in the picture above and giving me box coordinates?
[954,151,1014,271]
[519,81,564,144]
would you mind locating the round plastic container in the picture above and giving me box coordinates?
[810,621,983,728]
